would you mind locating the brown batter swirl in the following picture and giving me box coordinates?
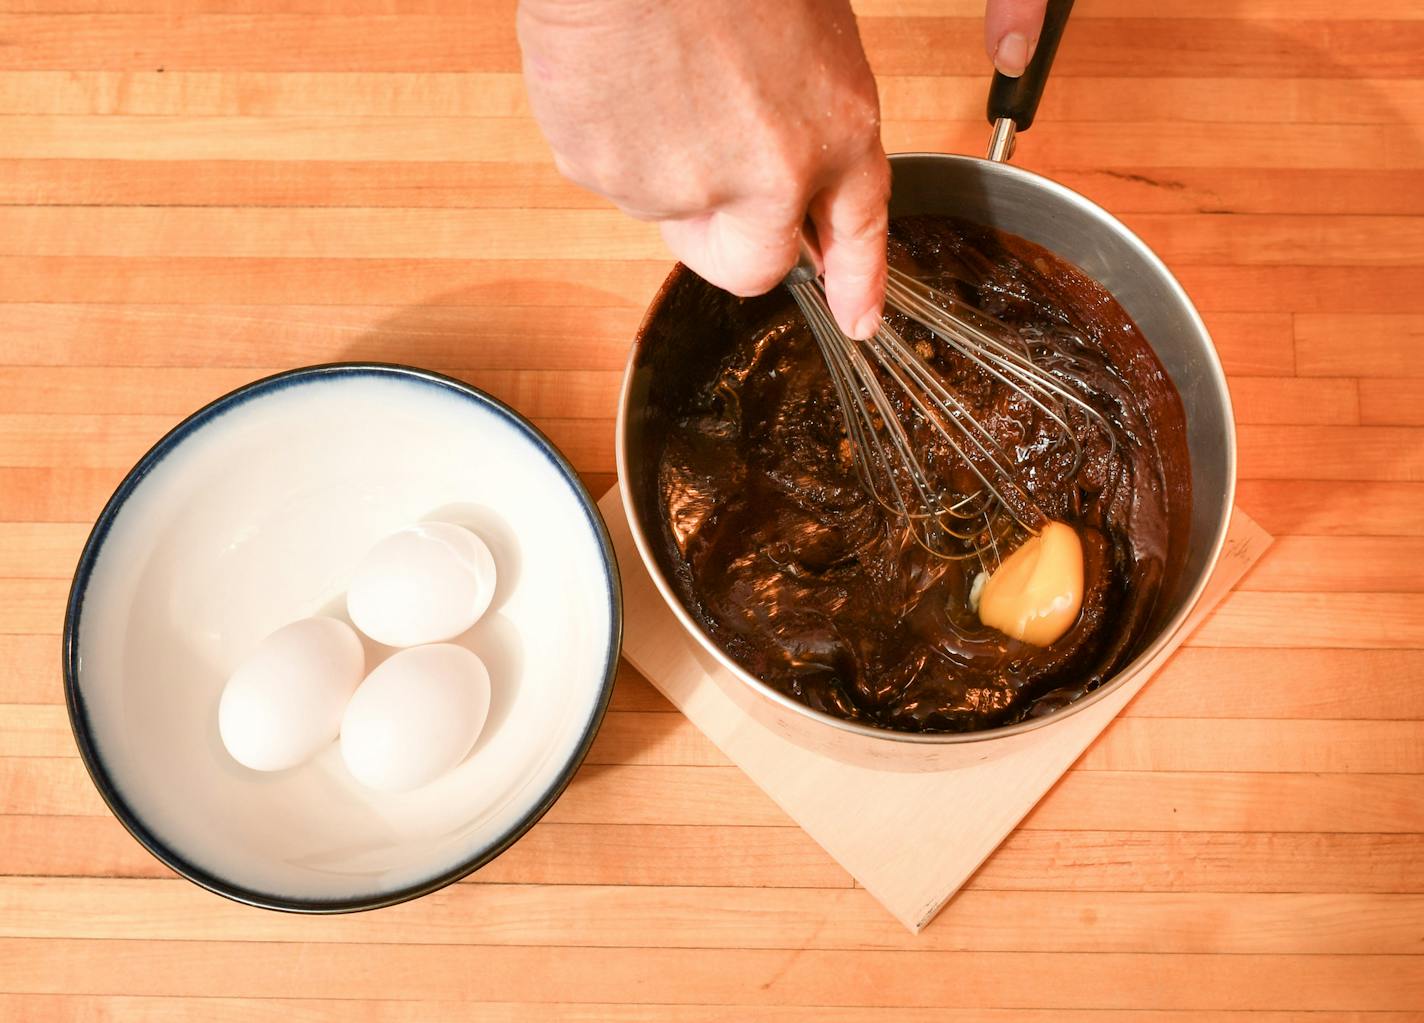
[655,215,1192,733]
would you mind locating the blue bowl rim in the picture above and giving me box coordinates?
[62,361,624,914]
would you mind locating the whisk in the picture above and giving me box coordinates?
[783,249,1116,564]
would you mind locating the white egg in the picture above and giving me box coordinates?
[346,523,498,648]
[339,643,491,793]
[218,617,366,772]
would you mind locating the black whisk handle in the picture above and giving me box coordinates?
[986,0,1075,132]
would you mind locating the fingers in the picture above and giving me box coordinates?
[659,149,890,339]
[659,204,803,298]
[984,0,1048,77]
[810,146,890,340]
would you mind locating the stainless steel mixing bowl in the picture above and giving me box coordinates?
[615,1,1235,769]
[616,151,1235,770]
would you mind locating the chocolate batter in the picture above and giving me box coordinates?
[656,216,1192,733]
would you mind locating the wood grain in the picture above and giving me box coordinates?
[0,303,645,367]
[8,205,1421,265]
[1179,265,1424,312]
[1360,379,1424,425]
[4,1005,1424,1023]
[1236,425,1424,480]
[4,877,1422,954]
[0,938,1419,1010]
[5,161,1423,216]
[1228,377,1358,425]
[6,812,1423,897]
[3,73,1424,128]
[5,0,1424,17]
[1296,314,1424,377]
[1235,480,1424,535]
[2,14,1421,79]
[10,704,1424,773]
[2,118,1418,170]
[1135,648,1424,719]
[1,0,1420,1016]
[10,757,1424,833]
[0,413,614,472]
[1237,535,1424,591]
[0,1001,1416,1023]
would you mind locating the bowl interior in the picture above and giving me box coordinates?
[68,366,618,908]
[884,155,1235,623]
[622,153,1235,743]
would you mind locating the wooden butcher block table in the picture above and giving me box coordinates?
[1,0,1422,1018]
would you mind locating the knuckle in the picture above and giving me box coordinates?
[551,152,598,191]
[839,83,883,137]
[757,145,814,200]
[848,95,882,134]
[559,148,722,219]
[758,191,811,229]
[678,177,727,216]
[838,201,888,245]
[553,147,626,201]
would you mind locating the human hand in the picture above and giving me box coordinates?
[986,0,1050,77]
[518,0,1050,340]
[517,0,890,339]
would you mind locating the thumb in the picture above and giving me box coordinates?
[985,0,1048,77]
[659,207,802,299]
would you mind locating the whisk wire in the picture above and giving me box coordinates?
[868,318,1043,533]
[792,282,930,526]
[786,261,1118,563]
[790,282,996,557]
[885,269,1119,460]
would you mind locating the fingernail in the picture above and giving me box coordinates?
[994,32,1030,77]
[850,310,881,340]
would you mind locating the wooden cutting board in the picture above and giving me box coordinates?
[600,485,1273,932]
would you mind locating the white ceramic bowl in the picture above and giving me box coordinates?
[64,364,621,911]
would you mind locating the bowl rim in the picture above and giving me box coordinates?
[617,151,1237,751]
[63,361,623,913]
